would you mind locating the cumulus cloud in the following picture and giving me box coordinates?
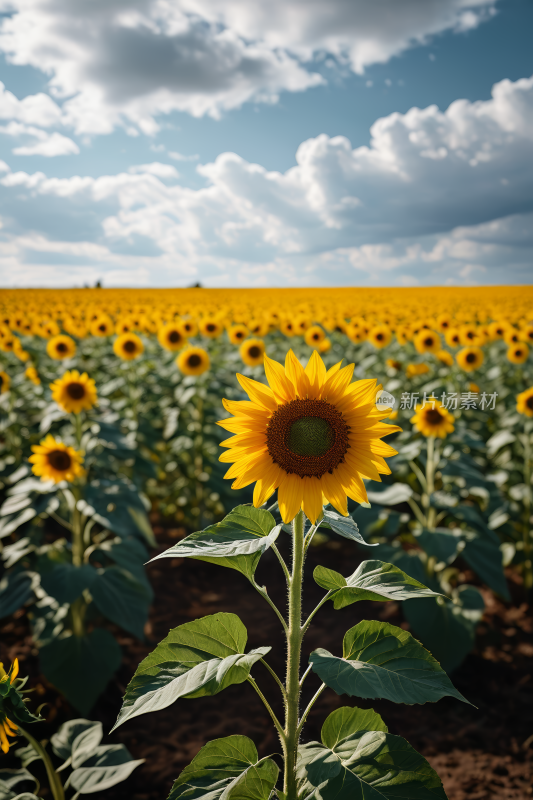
[0,120,80,156]
[1,74,533,286]
[0,0,496,131]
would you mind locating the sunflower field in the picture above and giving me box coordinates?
[0,285,532,800]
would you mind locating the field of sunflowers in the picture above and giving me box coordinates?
[0,284,532,800]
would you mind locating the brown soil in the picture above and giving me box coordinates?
[1,528,532,800]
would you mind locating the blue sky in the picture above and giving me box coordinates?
[0,0,532,288]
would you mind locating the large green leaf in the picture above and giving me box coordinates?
[168,735,279,800]
[150,506,281,580]
[321,707,388,750]
[67,744,144,794]
[413,529,463,565]
[112,612,269,731]
[309,620,470,706]
[0,572,35,618]
[403,585,485,673]
[313,561,442,609]
[368,544,430,587]
[297,728,447,800]
[461,535,510,600]
[40,629,122,716]
[90,566,152,639]
[51,719,102,765]
[40,564,97,605]
[319,510,376,547]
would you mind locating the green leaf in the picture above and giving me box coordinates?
[150,506,281,580]
[403,585,485,673]
[67,744,144,794]
[461,535,510,600]
[40,629,122,716]
[168,735,279,800]
[0,770,38,800]
[51,720,102,764]
[112,612,270,731]
[313,561,442,609]
[321,707,388,750]
[297,729,447,800]
[40,565,97,605]
[90,566,152,639]
[0,572,34,619]
[309,619,470,706]
[366,483,413,506]
[127,506,156,547]
[319,510,376,547]
[413,529,463,565]
[369,544,430,587]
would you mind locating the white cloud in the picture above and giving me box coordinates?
[0,0,496,132]
[1,74,533,286]
[0,119,79,156]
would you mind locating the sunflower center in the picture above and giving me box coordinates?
[48,450,72,471]
[376,333,383,341]
[288,416,334,456]
[188,353,201,367]
[424,337,433,346]
[168,331,181,343]
[466,352,476,364]
[99,324,106,332]
[425,408,443,425]
[526,396,533,410]
[248,345,261,359]
[123,340,136,353]
[267,399,349,478]
[207,324,216,332]
[66,382,85,399]
[57,343,67,353]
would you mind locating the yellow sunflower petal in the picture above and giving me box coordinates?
[284,349,310,398]
[278,473,304,523]
[301,476,323,524]
[236,373,278,411]
[305,350,326,397]
[320,471,348,516]
[253,462,282,508]
[263,354,295,403]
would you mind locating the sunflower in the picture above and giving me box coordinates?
[346,324,366,344]
[395,327,411,345]
[414,329,440,354]
[436,349,454,366]
[0,658,19,754]
[317,337,331,353]
[436,313,452,331]
[367,324,392,349]
[25,366,41,386]
[456,346,484,372]
[459,324,483,346]
[503,328,521,346]
[0,371,10,394]
[469,382,480,393]
[411,398,455,439]
[521,326,533,344]
[228,324,249,345]
[157,324,187,352]
[240,338,265,366]
[90,316,113,337]
[293,315,310,335]
[0,330,14,352]
[304,325,326,347]
[280,320,295,337]
[218,350,400,523]
[199,319,223,338]
[178,318,198,337]
[113,332,144,360]
[247,319,270,337]
[50,370,97,414]
[115,318,135,335]
[516,386,533,417]
[406,363,430,378]
[445,329,461,348]
[488,320,508,340]
[41,320,60,338]
[29,435,85,483]
[46,334,76,360]
[507,343,529,364]
[386,358,402,371]
[176,346,210,376]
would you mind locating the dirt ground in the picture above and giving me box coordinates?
[1,526,532,800]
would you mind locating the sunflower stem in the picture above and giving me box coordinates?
[425,436,437,530]
[19,726,65,800]
[523,422,532,593]
[71,486,86,637]
[283,509,305,800]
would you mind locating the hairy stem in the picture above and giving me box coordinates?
[523,425,532,592]
[71,487,86,637]
[426,436,437,530]
[252,582,288,633]
[283,509,305,800]
[296,683,326,738]
[261,658,288,701]
[247,677,285,742]
[19,726,65,800]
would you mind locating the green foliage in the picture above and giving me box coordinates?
[167,736,279,800]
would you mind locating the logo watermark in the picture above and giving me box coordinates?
[375,391,499,411]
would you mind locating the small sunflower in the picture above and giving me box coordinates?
[411,398,455,439]
[280,320,295,337]
[50,370,97,414]
[304,325,326,347]
[0,371,10,394]
[456,346,484,372]
[247,319,270,337]
[240,338,265,367]
[436,349,454,366]
[90,316,113,337]
[157,324,187,352]
[293,315,310,335]
[113,332,144,360]
[459,324,483,346]
[0,331,15,352]
[13,338,30,362]
[218,350,400,524]
[516,386,533,417]
[386,359,402,371]
[228,324,249,345]
[406,363,430,378]
[178,318,198,337]
[25,366,41,386]
[29,435,85,483]
[521,326,533,344]
[414,329,440,354]
[199,319,223,339]
[503,328,521,346]
[488,321,508,339]
[368,324,392,349]
[115,318,135,335]
[176,346,210,376]
[346,325,366,344]
[469,382,480,393]
[507,343,529,364]
[317,337,331,353]
[395,327,411,345]
[445,329,461,348]
[437,313,452,331]
[0,658,19,754]
[46,334,76,360]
